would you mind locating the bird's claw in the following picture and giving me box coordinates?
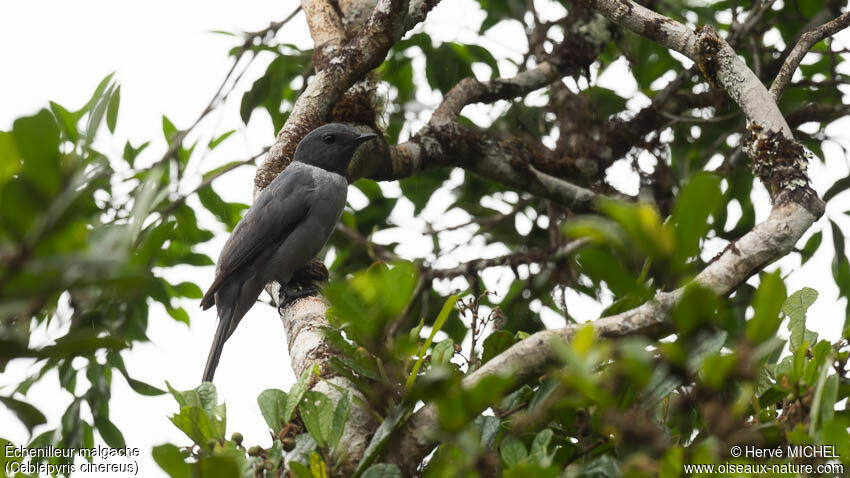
[277,284,319,312]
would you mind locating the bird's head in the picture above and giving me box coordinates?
[293,123,378,177]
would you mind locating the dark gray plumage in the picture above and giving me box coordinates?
[200,123,377,382]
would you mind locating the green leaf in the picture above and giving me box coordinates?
[123,140,150,167]
[581,454,621,477]
[208,130,235,150]
[482,330,516,364]
[799,231,822,264]
[195,383,218,415]
[500,436,527,467]
[257,389,288,431]
[106,86,121,133]
[783,287,818,352]
[831,220,846,265]
[824,174,850,202]
[746,271,787,345]
[398,170,448,215]
[13,109,61,195]
[299,391,334,448]
[84,83,113,146]
[575,247,645,298]
[152,444,192,478]
[672,173,722,266]
[809,348,832,435]
[586,86,628,118]
[529,429,554,467]
[660,447,683,477]
[475,415,501,448]
[162,115,178,142]
[172,281,204,299]
[167,307,190,324]
[49,101,79,143]
[0,396,47,433]
[284,367,314,423]
[289,461,312,478]
[431,339,455,367]
[94,415,126,449]
[329,391,351,456]
[424,42,475,93]
[169,406,221,447]
[198,184,248,231]
[353,405,410,477]
[361,463,402,478]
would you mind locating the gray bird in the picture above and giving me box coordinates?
[200,123,377,382]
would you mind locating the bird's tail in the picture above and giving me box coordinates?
[202,301,234,383]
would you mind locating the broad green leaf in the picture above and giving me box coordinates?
[500,436,527,467]
[746,271,787,345]
[195,382,218,415]
[299,391,334,448]
[482,330,516,364]
[169,406,220,447]
[94,415,126,449]
[783,287,818,351]
[152,444,192,478]
[431,339,454,367]
[13,109,61,195]
[529,429,553,466]
[257,389,288,431]
[0,396,47,433]
[672,173,722,266]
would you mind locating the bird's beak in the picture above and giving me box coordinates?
[354,133,378,145]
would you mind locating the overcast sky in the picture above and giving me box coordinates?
[1,1,849,477]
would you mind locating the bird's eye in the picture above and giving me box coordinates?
[322,134,335,144]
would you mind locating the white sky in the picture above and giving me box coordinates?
[1,1,849,477]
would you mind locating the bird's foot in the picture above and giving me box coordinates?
[277,283,319,312]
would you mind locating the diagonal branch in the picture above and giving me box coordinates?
[770,10,850,100]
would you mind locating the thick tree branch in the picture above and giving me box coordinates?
[354,121,608,212]
[256,0,415,191]
[770,11,850,100]
[430,62,561,123]
[258,1,422,473]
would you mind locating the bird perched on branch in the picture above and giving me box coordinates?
[200,123,377,382]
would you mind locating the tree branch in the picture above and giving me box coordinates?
[770,10,850,100]
[426,239,589,280]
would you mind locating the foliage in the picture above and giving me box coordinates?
[0,73,250,474]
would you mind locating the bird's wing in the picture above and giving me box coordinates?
[200,165,316,309]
